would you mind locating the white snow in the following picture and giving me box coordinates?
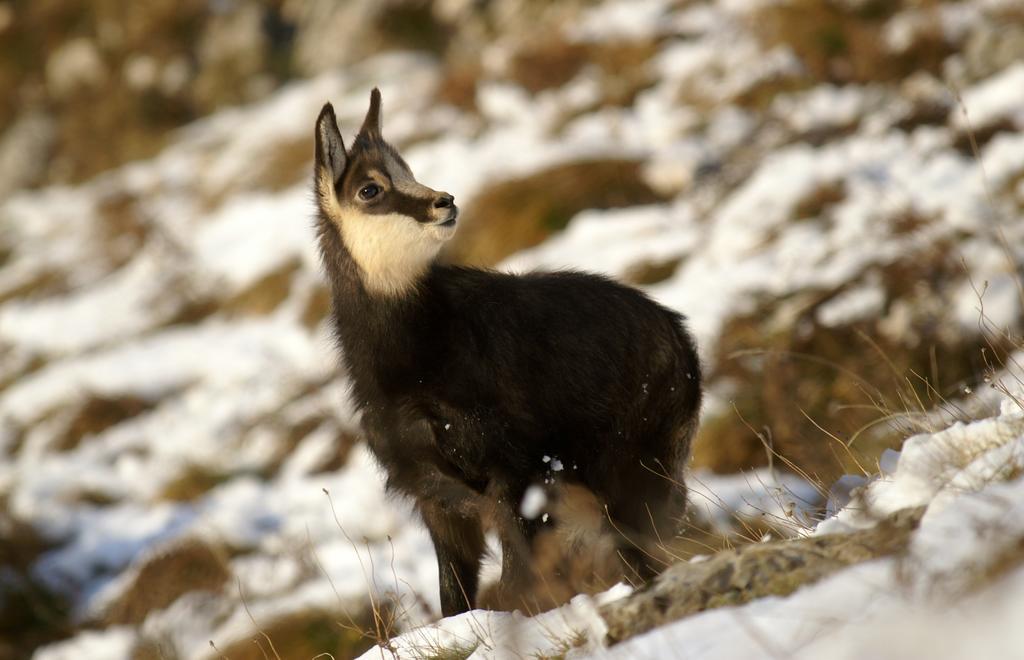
[0,247,182,355]
[952,61,1024,130]
[773,84,870,135]
[816,282,887,328]
[192,187,317,291]
[520,485,548,520]
[570,0,676,42]
[33,627,136,660]
[503,203,700,280]
[358,585,632,660]
[688,468,823,536]
[817,409,1024,535]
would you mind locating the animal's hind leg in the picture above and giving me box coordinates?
[484,482,543,610]
[498,509,538,592]
[605,467,684,583]
[420,500,486,617]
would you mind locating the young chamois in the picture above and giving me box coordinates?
[313,89,702,616]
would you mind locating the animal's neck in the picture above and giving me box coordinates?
[339,211,439,298]
[318,218,425,378]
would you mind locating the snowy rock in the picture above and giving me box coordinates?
[600,506,923,644]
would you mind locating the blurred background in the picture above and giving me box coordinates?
[1,0,1022,657]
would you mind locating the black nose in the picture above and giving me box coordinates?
[434,193,454,209]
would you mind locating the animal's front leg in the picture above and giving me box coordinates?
[419,497,485,616]
[391,453,486,615]
[367,415,487,614]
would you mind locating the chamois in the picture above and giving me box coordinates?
[313,89,702,616]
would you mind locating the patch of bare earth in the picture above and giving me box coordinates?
[444,158,667,267]
[0,510,71,659]
[750,0,955,85]
[212,606,383,660]
[102,538,231,626]
[694,236,1017,482]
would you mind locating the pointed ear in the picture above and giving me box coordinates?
[357,88,382,139]
[315,102,346,184]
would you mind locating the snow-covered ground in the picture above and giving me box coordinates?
[3,0,1024,657]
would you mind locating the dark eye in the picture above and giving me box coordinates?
[358,184,381,200]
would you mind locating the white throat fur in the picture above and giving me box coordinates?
[339,209,455,297]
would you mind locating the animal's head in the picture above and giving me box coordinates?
[314,89,458,296]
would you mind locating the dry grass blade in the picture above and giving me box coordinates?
[321,488,408,652]
[730,402,829,501]
[799,407,869,476]
[236,577,283,660]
